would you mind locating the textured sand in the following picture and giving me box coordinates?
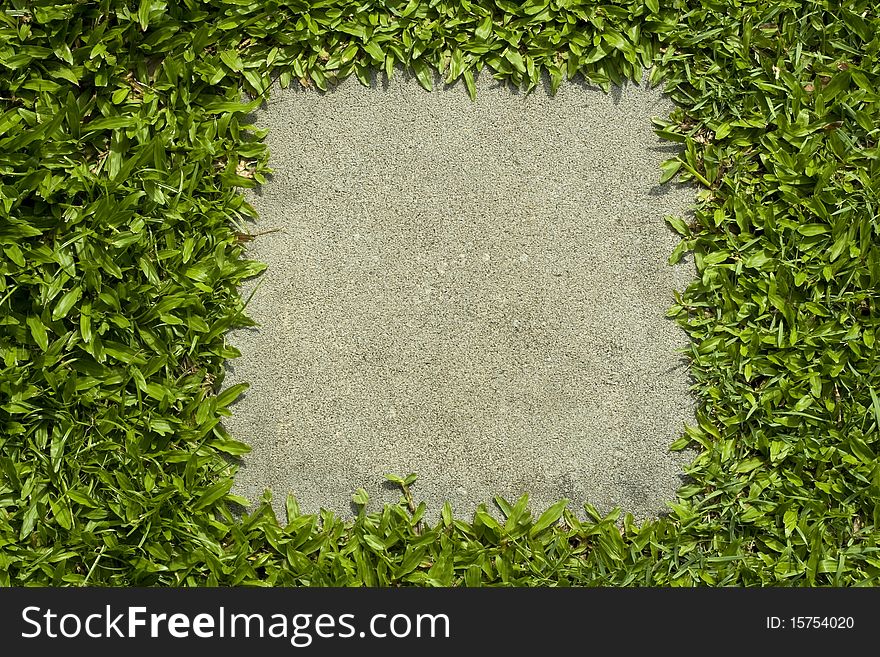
[221,68,697,522]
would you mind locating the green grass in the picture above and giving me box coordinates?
[1,0,878,586]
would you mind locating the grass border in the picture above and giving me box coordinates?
[1,0,879,585]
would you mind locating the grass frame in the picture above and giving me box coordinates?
[1,0,879,586]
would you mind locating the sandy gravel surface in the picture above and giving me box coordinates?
[221,68,697,522]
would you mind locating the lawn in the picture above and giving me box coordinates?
[1,0,878,586]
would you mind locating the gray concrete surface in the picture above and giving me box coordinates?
[221,67,697,523]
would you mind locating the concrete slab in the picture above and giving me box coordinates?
[221,68,697,523]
